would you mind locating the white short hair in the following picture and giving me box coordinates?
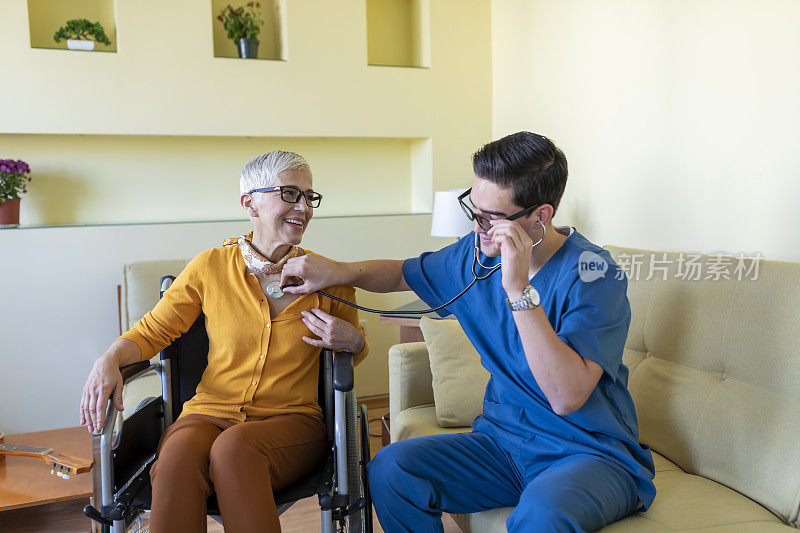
[240,151,310,206]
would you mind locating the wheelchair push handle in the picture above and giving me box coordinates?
[332,351,354,392]
[160,275,175,296]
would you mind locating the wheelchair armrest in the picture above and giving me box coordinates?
[120,361,156,384]
[332,352,354,392]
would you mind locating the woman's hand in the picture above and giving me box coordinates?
[301,308,365,354]
[487,219,534,298]
[80,354,124,434]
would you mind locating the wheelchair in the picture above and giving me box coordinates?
[84,276,373,533]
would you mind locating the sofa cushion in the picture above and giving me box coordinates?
[452,451,791,532]
[419,317,490,427]
[612,469,787,531]
[392,404,471,441]
[385,406,787,533]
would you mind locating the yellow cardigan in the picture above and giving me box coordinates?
[119,245,368,423]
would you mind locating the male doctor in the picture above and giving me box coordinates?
[281,131,655,532]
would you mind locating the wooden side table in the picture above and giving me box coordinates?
[378,298,451,343]
[0,426,93,532]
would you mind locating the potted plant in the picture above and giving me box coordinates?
[0,159,31,227]
[217,2,264,59]
[53,19,111,51]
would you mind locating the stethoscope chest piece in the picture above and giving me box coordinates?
[266,280,285,299]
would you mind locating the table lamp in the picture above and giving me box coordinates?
[430,189,474,238]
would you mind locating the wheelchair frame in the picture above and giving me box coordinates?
[84,276,372,533]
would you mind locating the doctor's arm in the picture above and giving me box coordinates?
[281,255,411,294]
[510,308,604,415]
[489,220,604,416]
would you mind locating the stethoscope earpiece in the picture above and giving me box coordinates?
[531,219,546,248]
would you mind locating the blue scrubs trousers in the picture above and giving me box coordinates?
[368,431,638,533]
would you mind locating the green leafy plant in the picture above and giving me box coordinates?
[0,159,31,203]
[53,19,111,45]
[217,2,263,41]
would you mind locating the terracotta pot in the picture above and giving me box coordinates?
[0,198,21,227]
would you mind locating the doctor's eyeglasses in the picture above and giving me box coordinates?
[458,188,538,232]
[248,185,323,208]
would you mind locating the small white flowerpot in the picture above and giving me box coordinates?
[67,39,95,51]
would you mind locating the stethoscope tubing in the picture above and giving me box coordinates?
[314,221,545,316]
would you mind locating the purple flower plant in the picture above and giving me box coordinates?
[0,159,30,175]
[0,158,32,202]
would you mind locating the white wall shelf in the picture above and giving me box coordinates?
[0,211,430,231]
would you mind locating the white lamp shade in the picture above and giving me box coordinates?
[430,189,474,237]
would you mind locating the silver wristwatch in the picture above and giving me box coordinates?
[506,285,541,311]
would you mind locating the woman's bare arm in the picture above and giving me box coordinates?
[80,338,141,434]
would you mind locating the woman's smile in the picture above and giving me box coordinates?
[283,216,305,229]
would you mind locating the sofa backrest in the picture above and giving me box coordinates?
[607,246,800,526]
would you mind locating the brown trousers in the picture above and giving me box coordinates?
[149,413,327,533]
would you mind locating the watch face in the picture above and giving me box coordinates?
[526,286,540,306]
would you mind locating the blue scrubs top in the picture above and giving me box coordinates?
[402,228,656,509]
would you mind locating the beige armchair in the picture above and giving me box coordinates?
[118,259,190,420]
[389,247,800,531]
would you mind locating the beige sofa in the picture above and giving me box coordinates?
[389,246,800,531]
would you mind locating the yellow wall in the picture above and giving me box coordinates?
[367,0,430,67]
[492,0,800,262]
[27,0,117,52]
[1,134,415,225]
[368,0,412,66]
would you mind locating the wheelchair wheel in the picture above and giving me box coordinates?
[126,510,150,533]
[345,390,365,532]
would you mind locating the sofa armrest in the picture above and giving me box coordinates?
[389,342,434,431]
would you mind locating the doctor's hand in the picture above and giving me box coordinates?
[488,219,534,298]
[300,308,366,354]
[281,254,343,294]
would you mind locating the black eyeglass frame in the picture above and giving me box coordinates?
[248,185,323,208]
[457,188,539,232]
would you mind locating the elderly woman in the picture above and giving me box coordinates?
[79,151,368,533]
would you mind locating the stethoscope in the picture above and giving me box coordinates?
[266,220,546,316]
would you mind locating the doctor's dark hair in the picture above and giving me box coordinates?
[472,131,568,213]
